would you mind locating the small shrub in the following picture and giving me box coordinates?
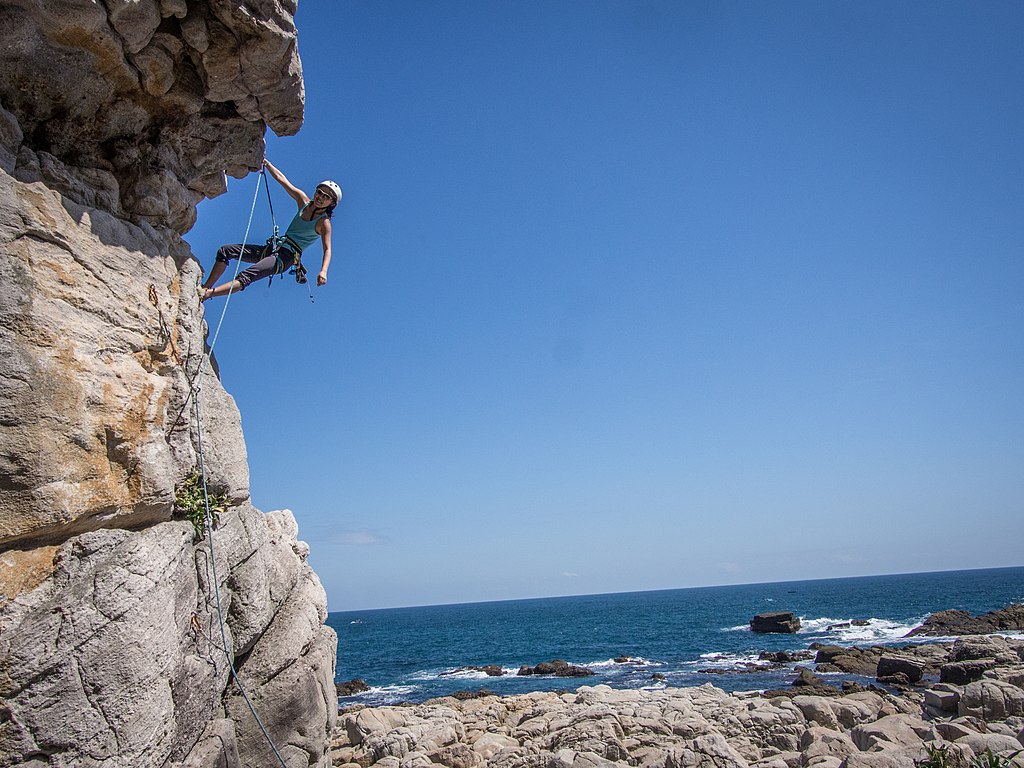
[917,745,953,768]
[972,748,1022,768]
[174,470,227,539]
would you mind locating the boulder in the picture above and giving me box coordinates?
[850,714,935,752]
[907,605,1024,637]
[470,733,519,759]
[0,505,336,768]
[518,660,595,677]
[813,646,881,677]
[959,680,1024,720]
[338,679,372,697]
[924,688,960,713]
[876,655,925,684]
[941,660,996,685]
[955,732,1024,757]
[750,612,801,633]
[793,667,827,687]
[792,696,841,729]
[799,726,856,763]
[951,636,1024,663]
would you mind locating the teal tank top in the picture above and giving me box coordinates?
[282,204,326,253]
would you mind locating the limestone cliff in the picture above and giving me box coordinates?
[0,2,337,766]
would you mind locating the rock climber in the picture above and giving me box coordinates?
[200,159,341,300]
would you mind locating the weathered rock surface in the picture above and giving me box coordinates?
[906,605,1024,637]
[750,612,801,634]
[0,0,304,233]
[0,1,337,766]
[332,680,1024,768]
[331,632,1024,768]
[1,506,336,767]
[518,660,597,677]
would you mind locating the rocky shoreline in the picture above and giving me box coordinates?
[331,608,1024,768]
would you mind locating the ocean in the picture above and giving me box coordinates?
[328,566,1024,706]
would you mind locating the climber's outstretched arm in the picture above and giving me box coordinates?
[263,159,310,208]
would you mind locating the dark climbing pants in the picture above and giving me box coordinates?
[215,242,296,288]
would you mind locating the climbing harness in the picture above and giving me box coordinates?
[262,169,314,302]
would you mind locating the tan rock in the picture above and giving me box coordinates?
[959,680,1024,720]
[471,732,520,759]
[799,726,856,764]
[792,696,840,729]
[850,714,935,752]
[955,732,1024,758]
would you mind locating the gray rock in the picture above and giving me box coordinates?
[0,505,336,767]
[0,0,303,231]
[799,726,856,764]
[941,660,996,685]
[792,696,840,729]
[0,165,247,550]
[907,606,1024,637]
[172,718,241,768]
[751,612,801,633]
[959,680,1024,720]
[0,3,336,767]
[924,688,960,712]
[951,636,1024,664]
[850,714,935,752]
[876,655,925,684]
[955,732,1024,756]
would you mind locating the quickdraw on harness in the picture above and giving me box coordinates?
[261,169,308,288]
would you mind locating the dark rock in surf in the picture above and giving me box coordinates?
[517,659,595,677]
[750,612,801,634]
[876,655,925,684]
[905,605,1024,637]
[792,666,825,687]
[450,689,497,700]
[940,660,996,685]
[336,679,371,697]
[440,665,505,677]
[759,650,814,663]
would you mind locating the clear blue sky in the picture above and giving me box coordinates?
[184,1,1024,611]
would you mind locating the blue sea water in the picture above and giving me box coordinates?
[328,566,1024,706]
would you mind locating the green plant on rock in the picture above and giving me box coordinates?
[971,748,1023,768]
[917,745,954,768]
[174,470,227,539]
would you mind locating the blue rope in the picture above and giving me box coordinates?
[191,170,291,768]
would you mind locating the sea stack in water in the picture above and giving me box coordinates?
[751,611,801,633]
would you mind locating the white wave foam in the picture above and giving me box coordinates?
[413,668,492,681]
[640,681,667,690]
[343,684,419,704]
[588,657,663,669]
[723,624,752,632]
[694,652,765,669]
[798,616,924,644]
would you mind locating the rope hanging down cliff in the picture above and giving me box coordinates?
[188,169,290,768]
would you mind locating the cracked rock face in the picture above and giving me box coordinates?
[0,0,304,233]
[1,506,337,768]
[0,162,248,551]
[0,2,337,767]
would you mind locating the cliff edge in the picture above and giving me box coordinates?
[0,2,337,766]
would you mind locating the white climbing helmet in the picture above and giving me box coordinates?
[317,180,342,204]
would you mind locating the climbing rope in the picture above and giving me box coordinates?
[194,392,289,768]
[189,169,290,768]
[263,166,315,304]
